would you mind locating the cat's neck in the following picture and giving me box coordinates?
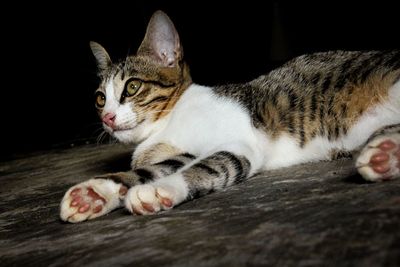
[150,62,192,121]
[126,64,192,144]
[128,116,171,144]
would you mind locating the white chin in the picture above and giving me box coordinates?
[112,129,136,143]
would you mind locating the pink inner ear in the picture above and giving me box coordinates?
[139,11,181,68]
[159,50,176,67]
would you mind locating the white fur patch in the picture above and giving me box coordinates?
[133,84,266,173]
[104,80,120,114]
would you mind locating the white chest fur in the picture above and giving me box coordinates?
[134,84,267,172]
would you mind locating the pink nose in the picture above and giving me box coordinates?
[102,113,116,129]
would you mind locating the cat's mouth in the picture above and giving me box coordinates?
[102,124,135,134]
[102,121,141,143]
[109,126,137,143]
[112,127,135,133]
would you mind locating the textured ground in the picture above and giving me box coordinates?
[1,143,400,267]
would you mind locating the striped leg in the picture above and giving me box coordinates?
[124,151,251,215]
[133,153,196,184]
[94,152,197,188]
[182,151,251,199]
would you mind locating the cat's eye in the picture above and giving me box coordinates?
[124,79,142,97]
[95,92,106,108]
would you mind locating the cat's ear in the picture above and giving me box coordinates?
[137,10,182,67]
[89,41,112,72]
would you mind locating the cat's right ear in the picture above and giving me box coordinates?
[89,41,112,72]
[137,10,182,67]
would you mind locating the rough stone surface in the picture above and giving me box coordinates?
[1,144,400,267]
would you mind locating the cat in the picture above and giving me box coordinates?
[60,10,400,223]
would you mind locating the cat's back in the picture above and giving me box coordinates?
[243,50,400,169]
[240,49,400,153]
[252,50,400,95]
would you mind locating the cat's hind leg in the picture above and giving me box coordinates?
[60,178,128,223]
[356,125,400,182]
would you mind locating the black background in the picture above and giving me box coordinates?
[2,1,399,160]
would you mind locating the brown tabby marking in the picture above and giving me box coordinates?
[329,149,353,160]
[132,142,182,169]
[213,50,400,147]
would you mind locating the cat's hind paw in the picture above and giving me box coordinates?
[356,134,400,182]
[124,184,176,215]
[60,179,128,223]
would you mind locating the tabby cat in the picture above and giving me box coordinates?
[60,10,400,223]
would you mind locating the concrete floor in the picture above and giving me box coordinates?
[1,143,399,267]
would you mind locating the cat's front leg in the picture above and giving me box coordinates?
[131,142,196,184]
[132,152,197,184]
[60,178,128,223]
[125,150,252,215]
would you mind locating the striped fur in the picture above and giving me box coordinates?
[183,151,251,199]
[214,50,400,148]
[134,152,196,184]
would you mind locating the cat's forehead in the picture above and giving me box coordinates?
[122,56,163,80]
[99,55,181,90]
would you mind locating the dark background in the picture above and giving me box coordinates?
[2,1,399,160]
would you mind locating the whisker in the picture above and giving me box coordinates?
[96,131,108,145]
[91,127,105,137]
[109,135,118,145]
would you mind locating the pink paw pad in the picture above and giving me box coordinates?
[369,139,400,179]
[138,197,172,214]
[369,152,390,173]
[69,187,106,214]
[378,140,396,151]
[161,198,173,208]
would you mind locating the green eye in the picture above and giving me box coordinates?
[125,79,142,97]
[95,92,106,108]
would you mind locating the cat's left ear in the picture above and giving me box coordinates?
[89,41,112,72]
[137,10,182,67]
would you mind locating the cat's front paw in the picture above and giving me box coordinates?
[356,134,400,182]
[124,184,176,215]
[60,179,128,223]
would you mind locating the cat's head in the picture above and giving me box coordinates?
[91,10,191,143]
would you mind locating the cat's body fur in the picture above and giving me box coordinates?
[60,11,400,223]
